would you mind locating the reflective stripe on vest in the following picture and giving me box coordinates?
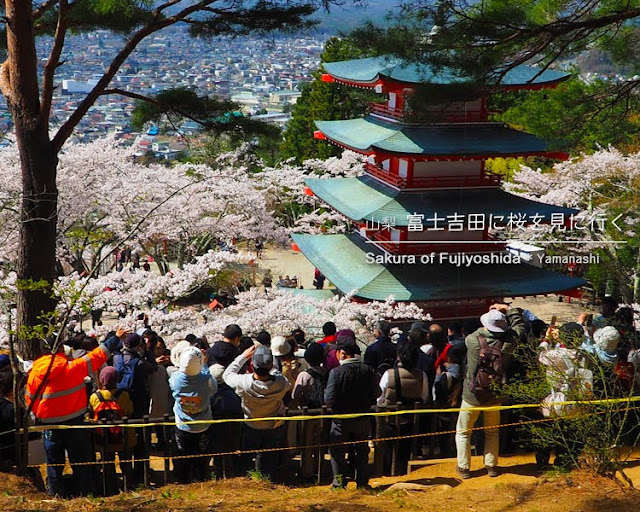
[37,381,86,400]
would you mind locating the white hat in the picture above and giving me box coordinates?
[594,326,620,352]
[270,336,292,356]
[171,340,193,368]
[480,310,508,333]
[209,363,225,383]
[179,346,204,376]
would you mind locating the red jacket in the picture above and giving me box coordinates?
[317,334,336,347]
[26,345,109,423]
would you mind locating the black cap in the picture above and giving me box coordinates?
[207,341,237,367]
[410,321,429,333]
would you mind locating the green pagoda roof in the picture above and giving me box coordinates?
[323,56,570,87]
[292,233,586,302]
[314,118,556,156]
[306,175,578,225]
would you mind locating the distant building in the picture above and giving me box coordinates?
[268,90,301,106]
[250,112,290,128]
[62,79,98,94]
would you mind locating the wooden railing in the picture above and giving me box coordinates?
[364,162,503,189]
[368,102,491,124]
[369,102,405,122]
[410,173,503,188]
[367,230,507,255]
[365,162,406,187]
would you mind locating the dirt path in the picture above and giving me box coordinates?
[258,244,319,290]
[5,453,640,512]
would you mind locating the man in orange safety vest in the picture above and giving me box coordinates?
[25,331,121,496]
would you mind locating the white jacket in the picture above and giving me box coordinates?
[223,354,291,429]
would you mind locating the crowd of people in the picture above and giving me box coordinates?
[0,296,638,497]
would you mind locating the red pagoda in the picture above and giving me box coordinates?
[292,56,586,319]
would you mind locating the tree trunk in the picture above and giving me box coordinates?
[4,0,59,360]
[15,132,59,360]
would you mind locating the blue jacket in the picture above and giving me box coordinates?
[169,368,217,433]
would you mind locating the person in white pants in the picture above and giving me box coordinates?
[455,304,524,479]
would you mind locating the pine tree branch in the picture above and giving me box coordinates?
[32,0,60,21]
[152,0,186,17]
[40,0,68,126]
[51,0,322,151]
[486,6,640,63]
[100,87,213,128]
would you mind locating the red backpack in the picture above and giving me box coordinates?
[93,390,125,445]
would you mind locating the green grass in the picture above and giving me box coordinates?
[246,469,270,483]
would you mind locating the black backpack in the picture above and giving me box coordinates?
[93,390,125,445]
[377,355,397,377]
[304,367,328,409]
[210,384,243,419]
[469,335,505,402]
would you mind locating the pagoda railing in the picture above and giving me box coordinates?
[369,102,405,122]
[368,102,491,124]
[366,231,507,255]
[365,162,503,189]
[436,110,489,123]
[410,172,503,188]
[365,162,406,187]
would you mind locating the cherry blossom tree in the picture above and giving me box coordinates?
[504,148,640,300]
[0,0,338,359]
[0,137,284,275]
[0,137,373,347]
[0,137,365,279]
[80,287,431,348]
[56,249,250,314]
[248,147,364,231]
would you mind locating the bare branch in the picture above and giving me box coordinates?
[41,0,68,126]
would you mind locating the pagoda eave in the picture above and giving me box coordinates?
[321,73,383,90]
[293,233,586,303]
[314,118,568,159]
[317,133,568,161]
[323,72,569,93]
[305,176,579,226]
[501,79,568,91]
[322,56,572,90]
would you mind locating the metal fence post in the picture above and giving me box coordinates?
[300,406,308,478]
[100,418,108,495]
[410,401,421,468]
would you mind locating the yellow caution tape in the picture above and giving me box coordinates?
[22,402,638,470]
[17,394,640,433]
